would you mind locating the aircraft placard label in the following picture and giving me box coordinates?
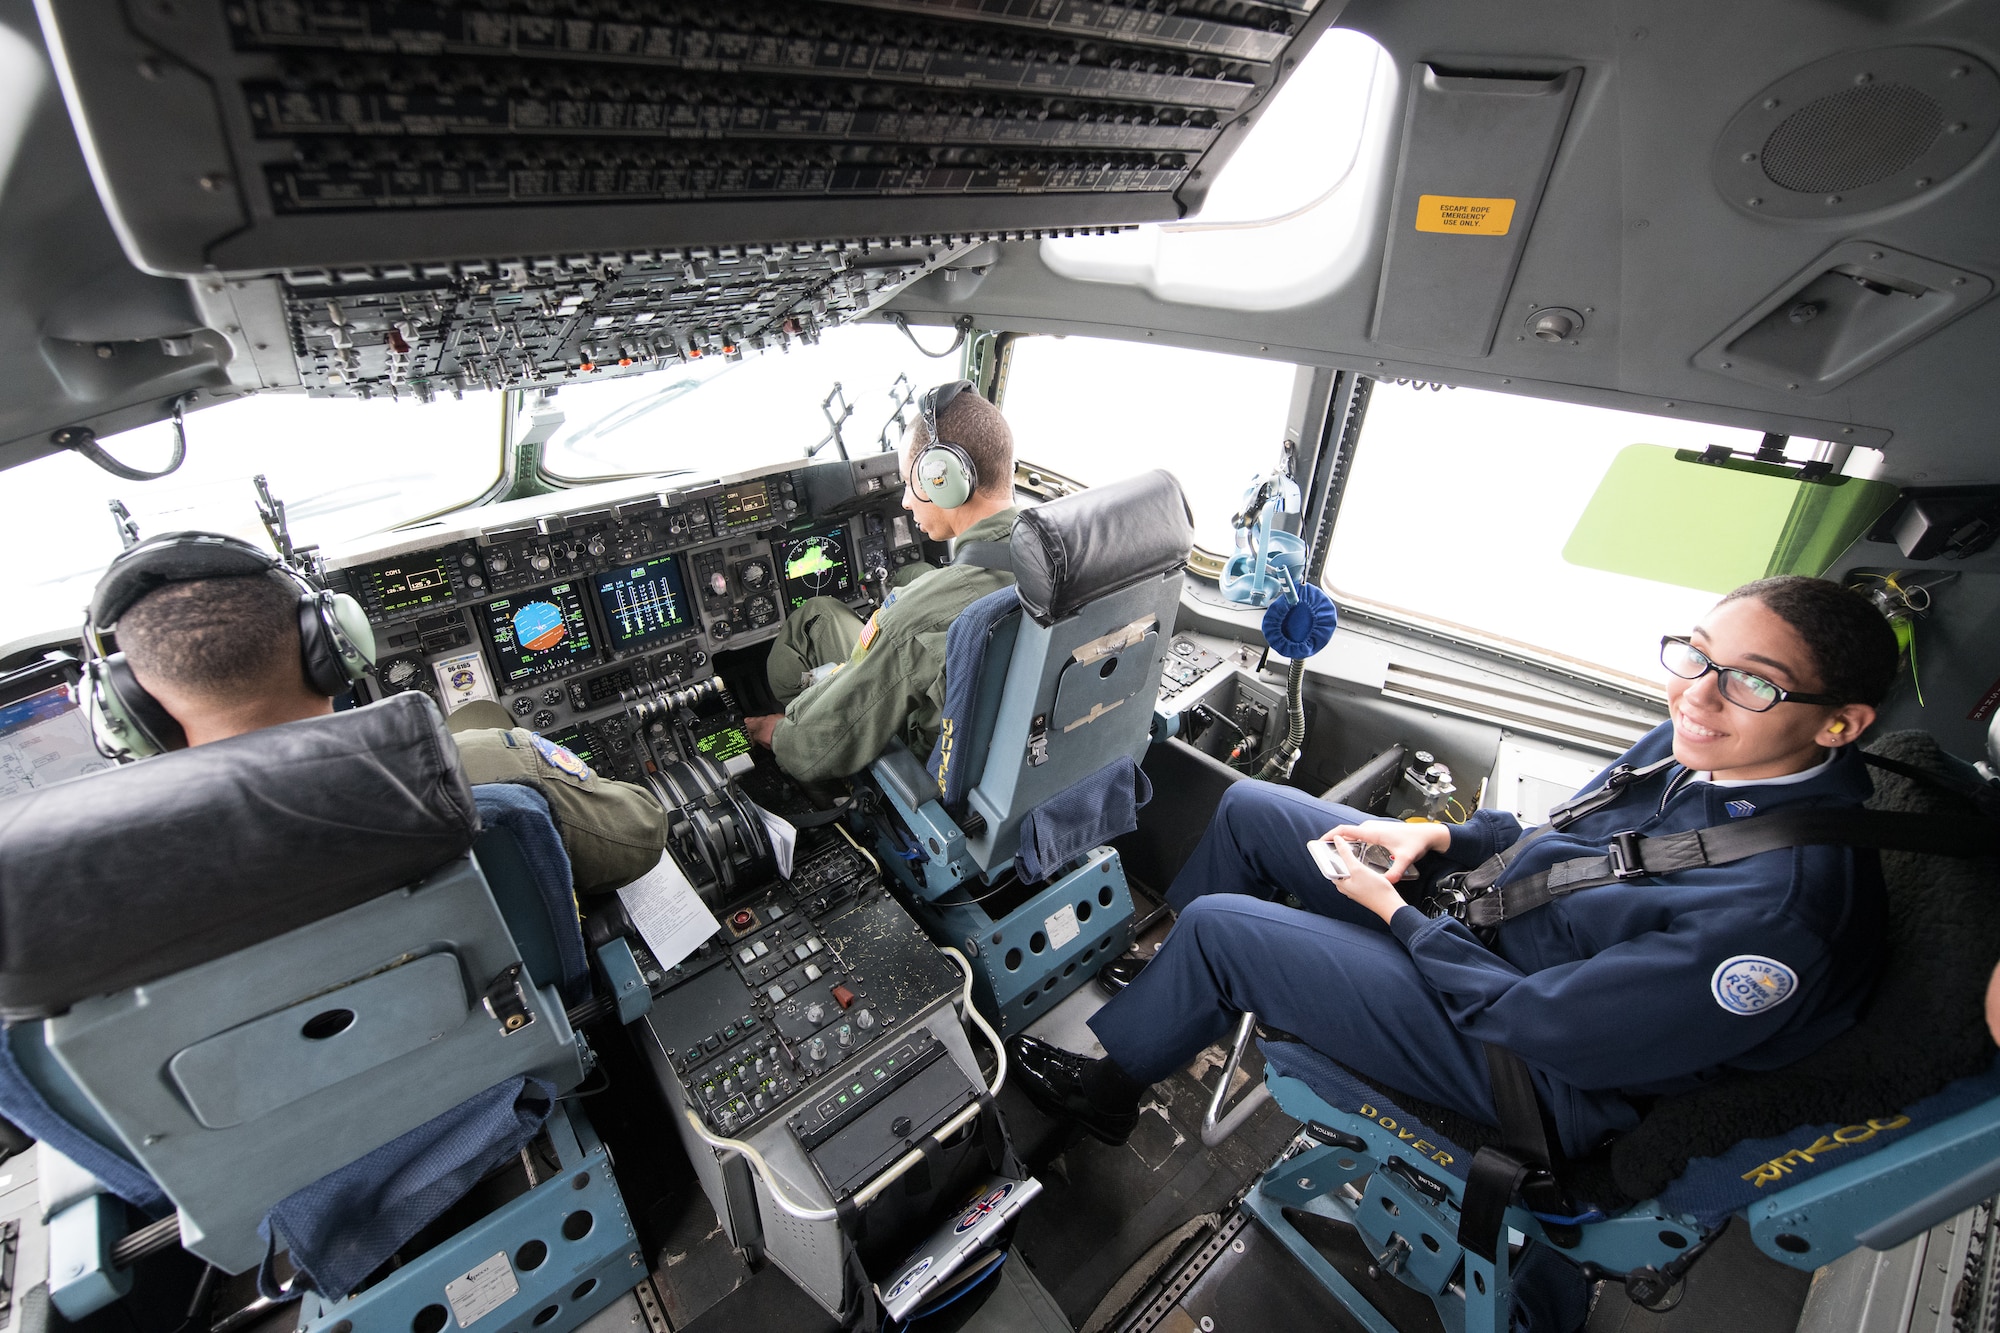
[1415,194,1516,235]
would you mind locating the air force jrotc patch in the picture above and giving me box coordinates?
[1725,799,1757,818]
[1711,955,1798,1016]
[530,733,594,784]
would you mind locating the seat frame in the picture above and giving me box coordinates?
[1207,1018,2000,1332]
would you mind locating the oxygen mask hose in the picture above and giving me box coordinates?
[1256,567,1338,781]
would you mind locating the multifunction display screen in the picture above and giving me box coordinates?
[773,528,854,610]
[593,554,692,650]
[717,481,773,528]
[359,552,453,615]
[481,584,597,684]
[694,723,751,764]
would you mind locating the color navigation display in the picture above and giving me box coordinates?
[481,584,597,683]
[359,552,454,615]
[774,527,854,609]
[593,554,693,650]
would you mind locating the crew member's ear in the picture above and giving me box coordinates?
[1818,703,1876,747]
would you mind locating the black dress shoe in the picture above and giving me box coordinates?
[1096,952,1151,995]
[1008,1036,1139,1146]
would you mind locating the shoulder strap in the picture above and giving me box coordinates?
[1457,755,1680,895]
[951,539,1014,572]
[1464,807,2000,929]
[1862,748,2000,819]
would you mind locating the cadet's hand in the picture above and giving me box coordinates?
[1326,836,1407,925]
[1329,820,1449,882]
[744,714,782,749]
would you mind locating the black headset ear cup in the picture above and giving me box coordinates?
[297,594,344,696]
[297,588,378,696]
[97,654,187,755]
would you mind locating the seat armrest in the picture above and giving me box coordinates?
[48,1192,132,1319]
[871,744,935,813]
[594,939,653,1025]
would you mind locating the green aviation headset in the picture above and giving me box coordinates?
[81,531,378,759]
[910,379,982,510]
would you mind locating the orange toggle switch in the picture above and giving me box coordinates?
[831,984,856,1009]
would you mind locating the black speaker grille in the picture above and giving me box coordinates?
[1761,82,1944,193]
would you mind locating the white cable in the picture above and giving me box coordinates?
[680,1107,839,1222]
[940,947,1006,1099]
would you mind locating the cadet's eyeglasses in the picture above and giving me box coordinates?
[1659,636,1841,713]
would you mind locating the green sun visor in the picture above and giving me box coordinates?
[1563,445,1899,594]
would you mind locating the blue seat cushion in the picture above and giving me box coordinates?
[1016,756,1152,884]
[261,1075,556,1299]
[472,785,589,1005]
[925,586,1022,809]
[0,1024,166,1212]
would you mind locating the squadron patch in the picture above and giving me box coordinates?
[530,733,594,783]
[1711,955,1797,1016]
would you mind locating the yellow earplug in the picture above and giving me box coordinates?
[1828,720,1846,735]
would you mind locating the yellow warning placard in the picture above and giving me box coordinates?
[1415,195,1516,235]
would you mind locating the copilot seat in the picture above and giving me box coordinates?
[862,469,1196,1033]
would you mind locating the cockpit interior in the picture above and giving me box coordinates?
[1,1,1998,1332]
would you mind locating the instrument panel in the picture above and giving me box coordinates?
[328,456,925,780]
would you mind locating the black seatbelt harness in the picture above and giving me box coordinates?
[950,539,1013,572]
[1436,754,2000,930]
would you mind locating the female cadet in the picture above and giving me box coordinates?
[1013,576,1900,1170]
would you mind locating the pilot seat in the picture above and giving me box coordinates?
[854,470,1196,1034]
[0,693,648,1332]
[1199,724,2000,1332]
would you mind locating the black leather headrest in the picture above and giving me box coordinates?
[1012,470,1193,627]
[0,692,478,1018]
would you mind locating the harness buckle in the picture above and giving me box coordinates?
[1606,830,1648,881]
[1429,871,1475,920]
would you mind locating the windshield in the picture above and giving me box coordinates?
[542,322,952,481]
[2,392,502,643]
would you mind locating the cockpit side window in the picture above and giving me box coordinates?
[1325,382,1885,683]
[999,334,1298,554]
[4,393,503,639]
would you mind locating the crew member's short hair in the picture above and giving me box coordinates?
[118,575,303,696]
[912,391,1014,498]
[1720,575,1900,706]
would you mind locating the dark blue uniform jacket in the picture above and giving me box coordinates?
[1390,722,1885,1103]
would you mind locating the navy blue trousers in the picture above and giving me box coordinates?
[1086,780,1633,1157]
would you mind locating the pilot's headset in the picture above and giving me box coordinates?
[81,531,377,760]
[909,380,982,509]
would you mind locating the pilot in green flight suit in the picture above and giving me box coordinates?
[744,382,1019,783]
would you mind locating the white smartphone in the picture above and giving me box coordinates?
[1308,839,1350,881]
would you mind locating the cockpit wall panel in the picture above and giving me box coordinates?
[0,0,232,473]
[880,0,2000,484]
